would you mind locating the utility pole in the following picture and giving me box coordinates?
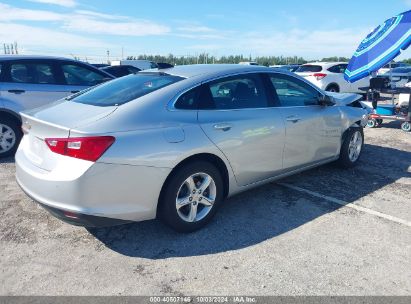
[106,50,110,64]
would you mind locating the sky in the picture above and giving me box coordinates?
[1,0,411,63]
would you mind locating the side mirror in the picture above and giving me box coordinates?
[318,94,335,106]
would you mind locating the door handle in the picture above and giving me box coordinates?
[286,116,301,123]
[8,89,25,94]
[71,90,80,94]
[213,123,232,131]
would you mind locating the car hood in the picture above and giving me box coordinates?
[325,92,372,114]
[325,92,362,106]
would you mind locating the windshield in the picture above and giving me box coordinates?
[295,65,322,73]
[71,73,184,106]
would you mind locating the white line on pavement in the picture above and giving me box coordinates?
[278,182,411,228]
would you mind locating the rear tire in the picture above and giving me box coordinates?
[401,121,411,132]
[0,117,22,158]
[159,161,224,232]
[367,119,377,128]
[325,84,340,93]
[338,127,364,168]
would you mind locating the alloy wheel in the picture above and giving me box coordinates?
[175,172,217,223]
[0,123,16,154]
[348,130,362,162]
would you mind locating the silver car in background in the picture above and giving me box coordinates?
[0,55,114,157]
[16,64,368,232]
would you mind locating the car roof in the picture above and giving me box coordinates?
[303,62,348,67]
[390,67,411,73]
[149,64,273,79]
[0,55,78,61]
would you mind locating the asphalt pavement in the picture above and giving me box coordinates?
[0,123,410,296]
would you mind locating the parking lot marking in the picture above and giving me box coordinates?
[278,182,411,228]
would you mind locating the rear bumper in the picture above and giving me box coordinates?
[15,144,172,225]
[41,203,130,227]
[24,189,131,227]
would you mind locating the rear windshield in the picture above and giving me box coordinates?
[71,73,183,106]
[295,65,322,73]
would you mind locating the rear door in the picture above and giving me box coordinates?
[268,73,342,170]
[197,73,286,186]
[326,64,351,92]
[0,60,71,113]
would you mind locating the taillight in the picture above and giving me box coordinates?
[45,136,115,162]
[313,73,327,80]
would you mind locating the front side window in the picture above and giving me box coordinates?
[62,64,106,86]
[10,63,57,84]
[71,73,183,106]
[269,74,320,107]
[204,74,269,109]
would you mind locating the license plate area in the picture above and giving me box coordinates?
[27,136,47,167]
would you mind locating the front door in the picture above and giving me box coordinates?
[268,73,342,170]
[197,73,286,186]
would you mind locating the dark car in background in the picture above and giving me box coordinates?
[0,55,114,157]
[91,63,110,68]
[100,65,141,78]
[377,66,411,88]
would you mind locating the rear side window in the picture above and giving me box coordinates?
[175,87,202,110]
[328,64,348,73]
[204,74,269,109]
[10,63,57,84]
[295,65,322,73]
[62,64,106,86]
[72,73,183,106]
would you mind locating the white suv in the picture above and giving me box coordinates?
[295,62,370,93]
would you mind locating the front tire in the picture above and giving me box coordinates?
[338,127,364,168]
[159,161,224,232]
[401,121,411,132]
[0,117,22,158]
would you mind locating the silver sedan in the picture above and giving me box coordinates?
[15,64,368,232]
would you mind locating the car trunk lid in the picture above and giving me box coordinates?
[20,101,117,171]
